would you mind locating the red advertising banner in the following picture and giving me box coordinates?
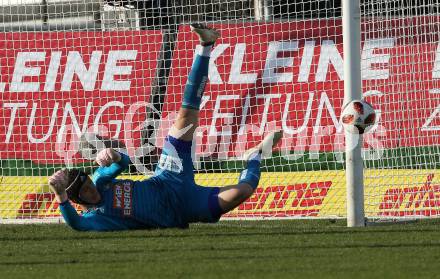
[2,20,440,164]
[164,20,440,159]
[0,31,162,164]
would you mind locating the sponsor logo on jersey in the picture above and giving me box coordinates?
[158,154,183,173]
[113,181,133,216]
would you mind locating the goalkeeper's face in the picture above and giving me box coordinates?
[78,177,101,206]
[65,169,101,207]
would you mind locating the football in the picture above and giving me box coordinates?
[341,100,376,134]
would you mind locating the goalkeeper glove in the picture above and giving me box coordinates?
[48,169,69,195]
[96,148,121,167]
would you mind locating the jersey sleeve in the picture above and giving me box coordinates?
[92,152,130,187]
[59,200,95,231]
[58,200,132,231]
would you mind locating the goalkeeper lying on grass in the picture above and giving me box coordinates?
[49,24,282,231]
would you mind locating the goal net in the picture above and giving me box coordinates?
[361,1,440,219]
[1,0,439,223]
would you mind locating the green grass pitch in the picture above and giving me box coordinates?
[1,220,440,279]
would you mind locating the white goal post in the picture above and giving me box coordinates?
[342,0,365,227]
[1,0,440,224]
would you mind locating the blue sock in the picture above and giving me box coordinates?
[182,47,211,110]
[238,153,262,190]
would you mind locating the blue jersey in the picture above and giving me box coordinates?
[59,52,224,231]
[59,153,188,231]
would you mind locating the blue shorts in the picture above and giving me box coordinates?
[153,136,222,223]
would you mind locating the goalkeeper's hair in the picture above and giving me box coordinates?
[65,168,89,205]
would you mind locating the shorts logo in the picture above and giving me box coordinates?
[158,154,183,173]
[113,181,133,216]
[240,170,248,180]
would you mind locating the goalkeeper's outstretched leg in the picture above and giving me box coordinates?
[168,23,219,141]
[216,130,283,213]
[163,23,283,218]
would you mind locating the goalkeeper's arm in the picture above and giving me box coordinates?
[49,172,128,231]
[48,163,129,231]
[92,148,131,186]
[58,201,127,231]
[58,201,96,231]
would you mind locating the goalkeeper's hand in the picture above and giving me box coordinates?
[48,169,68,195]
[96,148,121,167]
